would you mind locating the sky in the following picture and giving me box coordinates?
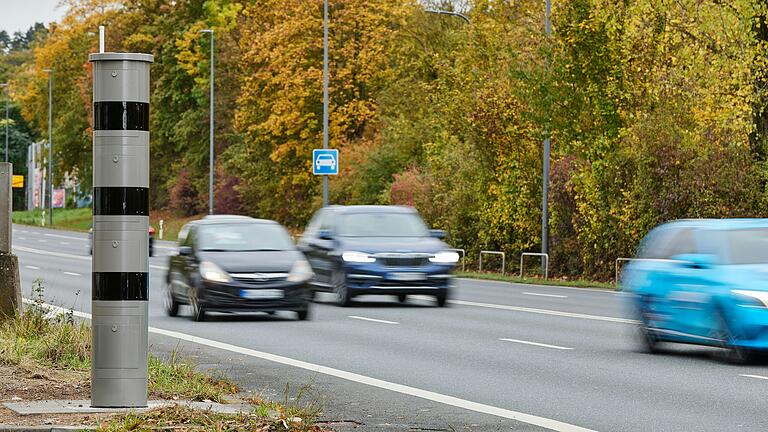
[0,0,66,35]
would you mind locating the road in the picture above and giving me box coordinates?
[9,224,768,431]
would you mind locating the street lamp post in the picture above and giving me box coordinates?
[542,0,551,272]
[200,29,214,215]
[424,9,470,24]
[1,83,8,163]
[322,0,329,207]
[42,69,53,226]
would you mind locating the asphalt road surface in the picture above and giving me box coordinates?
[9,224,768,431]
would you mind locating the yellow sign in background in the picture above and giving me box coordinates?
[12,175,24,188]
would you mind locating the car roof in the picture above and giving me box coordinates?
[656,218,768,231]
[327,205,417,214]
[191,215,280,226]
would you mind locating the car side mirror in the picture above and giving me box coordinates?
[430,229,447,239]
[179,246,193,257]
[318,230,335,241]
[672,253,717,269]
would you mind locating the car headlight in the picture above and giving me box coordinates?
[342,251,376,263]
[287,259,314,283]
[731,290,768,308]
[200,261,232,283]
[430,251,460,264]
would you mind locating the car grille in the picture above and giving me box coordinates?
[231,273,288,286]
[378,256,429,268]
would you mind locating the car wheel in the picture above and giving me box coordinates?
[332,269,352,307]
[435,289,449,307]
[296,308,310,321]
[189,289,206,322]
[714,309,752,364]
[638,296,662,353]
[397,294,407,303]
[162,281,179,317]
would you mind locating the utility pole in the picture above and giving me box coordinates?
[42,69,53,226]
[200,29,214,214]
[542,0,552,274]
[322,0,329,207]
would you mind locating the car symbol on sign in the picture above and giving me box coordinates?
[316,154,336,171]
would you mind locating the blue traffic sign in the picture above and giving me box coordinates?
[313,149,339,175]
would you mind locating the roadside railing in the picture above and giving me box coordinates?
[520,252,549,280]
[479,250,506,275]
[447,248,466,272]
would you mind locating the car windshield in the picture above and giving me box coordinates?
[198,223,295,252]
[725,228,768,264]
[337,212,429,237]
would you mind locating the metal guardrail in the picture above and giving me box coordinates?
[520,252,549,279]
[447,248,466,272]
[479,250,505,275]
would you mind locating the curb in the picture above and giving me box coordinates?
[0,427,94,432]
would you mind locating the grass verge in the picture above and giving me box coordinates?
[456,271,618,290]
[11,208,92,232]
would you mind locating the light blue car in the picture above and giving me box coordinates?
[622,219,768,363]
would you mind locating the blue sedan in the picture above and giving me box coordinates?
[622,219,768,363]
[298,205,459,306]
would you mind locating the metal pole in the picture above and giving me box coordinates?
[209,31,214,214]
[0,163,11,253]
[542,0,551,273]
[47,71,52,226]
[4,85,8,163]
[322,0,329,207]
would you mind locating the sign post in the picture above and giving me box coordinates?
[89,52,153,408]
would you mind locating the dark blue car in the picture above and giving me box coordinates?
[299,205,459,306]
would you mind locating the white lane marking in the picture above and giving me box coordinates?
[500,338,573,350]
[14,246,168,273]
[63,271,82,277]
[38,239,47,243]
[22,299,596,432]
[459,278,619,294]
[523,292,568,299]
[449,299,638,324]
[348,316,399,325]
[60,242,70,245]
[741,374,768,381]
[14,245,90,261]
[18,237,27,240]
[44,233,86,241]
[24,265,40,270]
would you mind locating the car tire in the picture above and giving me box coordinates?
[397,294,407,303]
[714,308,752,364]
[332,269,352,307]
[163,281,179,317]
[435,289,449,307]
[189,289,206,322]
[638,296,662,353]
[296,308,310,321]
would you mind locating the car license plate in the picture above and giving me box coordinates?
[240,289,284,300]
[388,272,426,281]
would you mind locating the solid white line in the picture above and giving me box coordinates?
[24,265,40,270]
[63,272,82,277]
[523,292,568,299]
[348,316,399,325]
[741,374,768,381]
[37,239,47,243]
[60,242,70,245]
[449,299,638,324]
[500,338,573,350]
[458,278,619,294]
[24,299,595,432]
[18,237,26,240]
[44,233,85,241]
